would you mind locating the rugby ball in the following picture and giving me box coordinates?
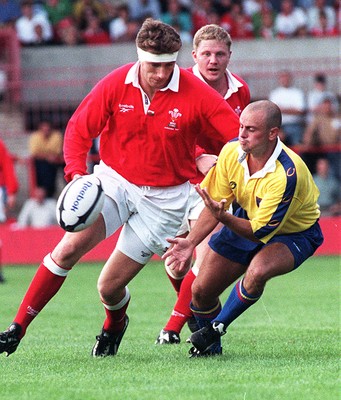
[56,175,105,232]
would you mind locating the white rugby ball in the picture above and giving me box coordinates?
[56,175,105,232]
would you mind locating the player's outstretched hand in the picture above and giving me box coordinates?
[162,237,195,273]
[195,184,227,221]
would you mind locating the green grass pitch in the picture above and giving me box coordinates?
[0,256,339,400]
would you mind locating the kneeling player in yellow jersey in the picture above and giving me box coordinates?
[163,100,324,357]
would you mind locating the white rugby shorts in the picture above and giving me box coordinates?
[177,184,204,235]
[93,162,191,259]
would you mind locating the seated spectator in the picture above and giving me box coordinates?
[302,96,341,178]
[108,3,139,43]
[160,0,193,41]
[29,120,64,198]
[14,186,58,229]
[214,0,232,15]
[15,0,53,46]
[172,21,193,44]
[306,73,338,123]
[82,13,111,45]
[313,158,340,215]
[310,8,339,36]
[274,0,308,38]
[269,70,306,146]
[55,17,83,45]
[73,0,107,31]
[296,0,315,10]
[254,9,277,38]
[191,0,216,34]
[101,0,119,32]
[243,0,273,17]
[303,96,340,146]
[251,0,275,37]
[0,0,22,27]
[307,0,336,33]
[295,22,309,37]
[43,0,74,27]
[43,0,74,43]
[228,2,255,39]
[128,0,161,23]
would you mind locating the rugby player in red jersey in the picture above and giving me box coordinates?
[0,18,240,358]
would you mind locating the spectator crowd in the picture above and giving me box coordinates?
[0,1,340,221]
[0,0,339,46]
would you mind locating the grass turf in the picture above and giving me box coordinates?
[0,256,339,400]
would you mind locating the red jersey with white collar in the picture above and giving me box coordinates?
[188,65,250,183]
[189,65,250,155]
[64,63,239,186]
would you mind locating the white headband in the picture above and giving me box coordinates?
[137,47,178,62]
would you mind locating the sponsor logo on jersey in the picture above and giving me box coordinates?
[119,104,134,112]
[268,219,280,227]
[165,108,182,130]
[282,195,292,203]
[286,167,296,177]
[234,105,242,115]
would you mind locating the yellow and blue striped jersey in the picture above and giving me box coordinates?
[201,139,321,243]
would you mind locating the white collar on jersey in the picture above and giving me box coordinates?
[125,61,180,92]
[192,64,244,100]
[238,137,283,180]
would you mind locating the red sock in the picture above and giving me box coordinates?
[103,288,130,333]
[165,265,186,294]
[164,268,196,333]
[14,261,68,338]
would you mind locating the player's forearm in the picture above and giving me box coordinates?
[187,207,219,247]
[220,212,260,243]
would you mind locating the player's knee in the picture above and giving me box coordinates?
[52,239,79,267]
[191,279,209,307]
[245,265,267,292]
[97,276,123,304]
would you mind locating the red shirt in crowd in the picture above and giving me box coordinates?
[0,139,19,196]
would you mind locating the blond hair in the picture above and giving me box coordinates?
[193,24,232,52]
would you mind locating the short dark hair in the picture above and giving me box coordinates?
[315,73,326,84]
[136,18,182,54]
[247,100,282,130]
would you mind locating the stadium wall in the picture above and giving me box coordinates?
[20,37,340,106]
[1,216,340,265]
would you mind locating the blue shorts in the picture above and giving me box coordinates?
[208,209,324,269]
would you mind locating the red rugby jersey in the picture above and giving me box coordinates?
[188,65,250,156]
[188,66,250,183]
[64,63,239,186]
